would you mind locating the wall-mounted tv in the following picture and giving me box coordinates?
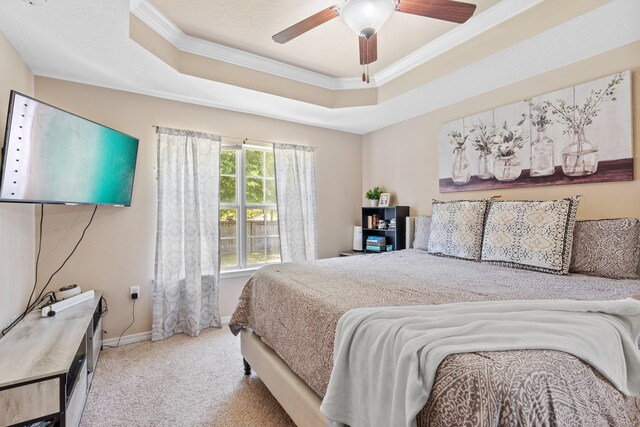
[0,91,139,206]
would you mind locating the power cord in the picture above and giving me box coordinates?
[25,204,44,311]
[103,298,136,349]
[99,296,108,318]
[1,205,99,337]
[29,205,99,311]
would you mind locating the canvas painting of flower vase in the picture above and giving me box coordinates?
[438,70,632,193]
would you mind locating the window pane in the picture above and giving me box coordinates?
[265,178,276,204]
[220,176,236,204]
[220,209,237,238]
[221,239,238,267]
[220,150,236,175]
[246,178,264,204]
[267,237,281,263]
[265,151,275,177]
[245,149,263,177]
[247,237,266,265]
[247,209,265,237]
[265,209,278,235]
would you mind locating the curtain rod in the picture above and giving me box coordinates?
[151,125,275,146]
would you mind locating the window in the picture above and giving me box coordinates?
[220,146,281,270]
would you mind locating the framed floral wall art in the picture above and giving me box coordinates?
[438,70,632,193]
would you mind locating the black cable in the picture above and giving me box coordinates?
[2,204,44,336]
[29,205,98,314]
[99,296,108,318]
[25,203,44,312]
[1,290,55,337]
[104,299,136,349]
[1,205,99,337]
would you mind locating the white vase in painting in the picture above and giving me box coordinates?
[451,147,471,185]
[494,155,522,182]
[530,128,555,177]
[561,128,598,177]
[477,150,493,180]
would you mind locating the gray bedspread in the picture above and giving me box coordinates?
[230,249,640,426]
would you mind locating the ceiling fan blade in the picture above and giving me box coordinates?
[359,33,378,65]
[272,6,339,44]
[396,0,477,24]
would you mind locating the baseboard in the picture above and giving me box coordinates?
[103,331,152,347]
[102,316,232,347]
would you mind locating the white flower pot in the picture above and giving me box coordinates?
[369,199,378,207]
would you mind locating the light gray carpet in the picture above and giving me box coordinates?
[81,327,295,427]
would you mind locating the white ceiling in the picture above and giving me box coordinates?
[0,0,638,135]
[149,0,500,78]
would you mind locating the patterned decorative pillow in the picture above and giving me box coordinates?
[412,216,432,251]
[427,200,488,261]
[570,218,640,279]
[481,197,580,274]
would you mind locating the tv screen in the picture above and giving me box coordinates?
[0,91,139,206]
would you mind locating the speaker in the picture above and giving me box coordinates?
[353,226,363,251]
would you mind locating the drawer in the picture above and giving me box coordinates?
[0,377,59,425]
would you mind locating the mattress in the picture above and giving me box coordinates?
[230,250,640,426]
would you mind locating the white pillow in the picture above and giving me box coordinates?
[412,216,431,251]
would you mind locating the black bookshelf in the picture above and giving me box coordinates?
[361,206,409,252]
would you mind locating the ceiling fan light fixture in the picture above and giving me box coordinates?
[340,0,396,37]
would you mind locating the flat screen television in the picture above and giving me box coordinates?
[0,91,139,206]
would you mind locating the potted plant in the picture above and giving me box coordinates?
[366,187,382,207]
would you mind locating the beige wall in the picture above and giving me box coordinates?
[33,77,362,340]
[363,42,640,219]
[0,32,35,332]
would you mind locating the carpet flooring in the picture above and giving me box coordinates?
[80,327,296,427]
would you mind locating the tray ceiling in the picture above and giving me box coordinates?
[149,0,501,78]
[1,0,635,134]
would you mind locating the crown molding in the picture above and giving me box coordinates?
[130,0,541,91]
[374,0,544,85]
[129,0,368,90]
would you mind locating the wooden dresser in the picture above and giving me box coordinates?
[0,291,103,427]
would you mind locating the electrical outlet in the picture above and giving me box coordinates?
[130,286,140,300]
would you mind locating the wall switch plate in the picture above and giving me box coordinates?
[130,286,140,299]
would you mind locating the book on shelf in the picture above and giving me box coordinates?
[366,245,385,252]
[366,244,386,249]
[366,214,381,229]
[366,240,386,246]
[367,236,386,242]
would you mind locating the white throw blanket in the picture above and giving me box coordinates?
[319,299,640,427]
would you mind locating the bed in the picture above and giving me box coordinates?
[230,223,640,426]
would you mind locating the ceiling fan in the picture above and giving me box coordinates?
[273,0,477,83]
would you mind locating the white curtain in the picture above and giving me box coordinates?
[153,127,221,341]
[274,143,318,262]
